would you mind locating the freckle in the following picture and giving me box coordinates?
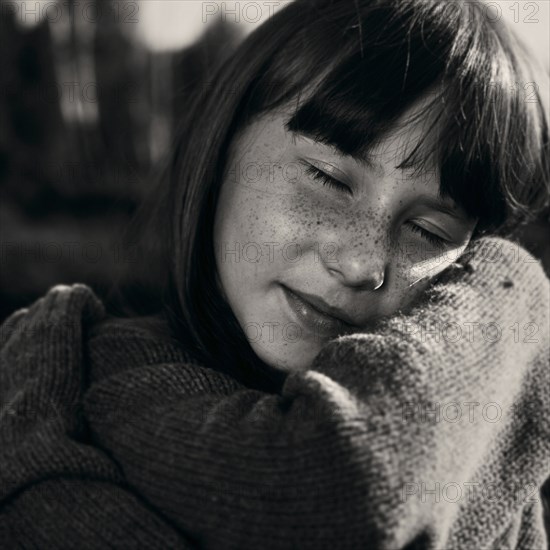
[502,279,513,288]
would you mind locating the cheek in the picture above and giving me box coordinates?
[218,166,339,252]
[380,243,468,316]
[213,178,319,291]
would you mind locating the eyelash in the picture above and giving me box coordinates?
[302,161,448,250]
[303,164,353,195]
[405,222,447,249]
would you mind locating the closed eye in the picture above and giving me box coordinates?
[405,221,448,250]
[301,162,353,195]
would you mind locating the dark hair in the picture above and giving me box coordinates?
[107,0,549,391]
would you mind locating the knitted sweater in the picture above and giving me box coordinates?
[0,237,549,549]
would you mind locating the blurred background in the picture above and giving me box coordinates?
[0,0,549,323]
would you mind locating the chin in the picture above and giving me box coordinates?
[252,342,317,373]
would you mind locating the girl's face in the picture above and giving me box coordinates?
[214,102,477,372]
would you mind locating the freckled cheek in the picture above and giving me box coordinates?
[249,190,330,245]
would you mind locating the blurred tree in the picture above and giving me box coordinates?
[0,0,243,321]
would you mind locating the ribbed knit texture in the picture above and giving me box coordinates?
[1,237,549,549]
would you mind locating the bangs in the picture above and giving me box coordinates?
[247,0,548,232]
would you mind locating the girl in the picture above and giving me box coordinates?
[1,0,549,548]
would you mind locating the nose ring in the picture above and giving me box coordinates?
[373,274,385,291]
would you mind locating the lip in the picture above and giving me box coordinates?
[281,285,358,338]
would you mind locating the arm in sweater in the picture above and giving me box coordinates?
[0,287,196,548]
[82,237,550,549]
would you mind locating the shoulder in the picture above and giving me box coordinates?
[85,309,202,384]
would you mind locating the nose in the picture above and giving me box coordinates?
[324,237,389,291]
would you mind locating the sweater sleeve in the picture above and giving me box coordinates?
[88,238,549,548]
[0,286,196,549]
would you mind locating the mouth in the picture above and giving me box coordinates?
[280,284,358,339]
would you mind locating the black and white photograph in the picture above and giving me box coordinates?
[0,1,549,548]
